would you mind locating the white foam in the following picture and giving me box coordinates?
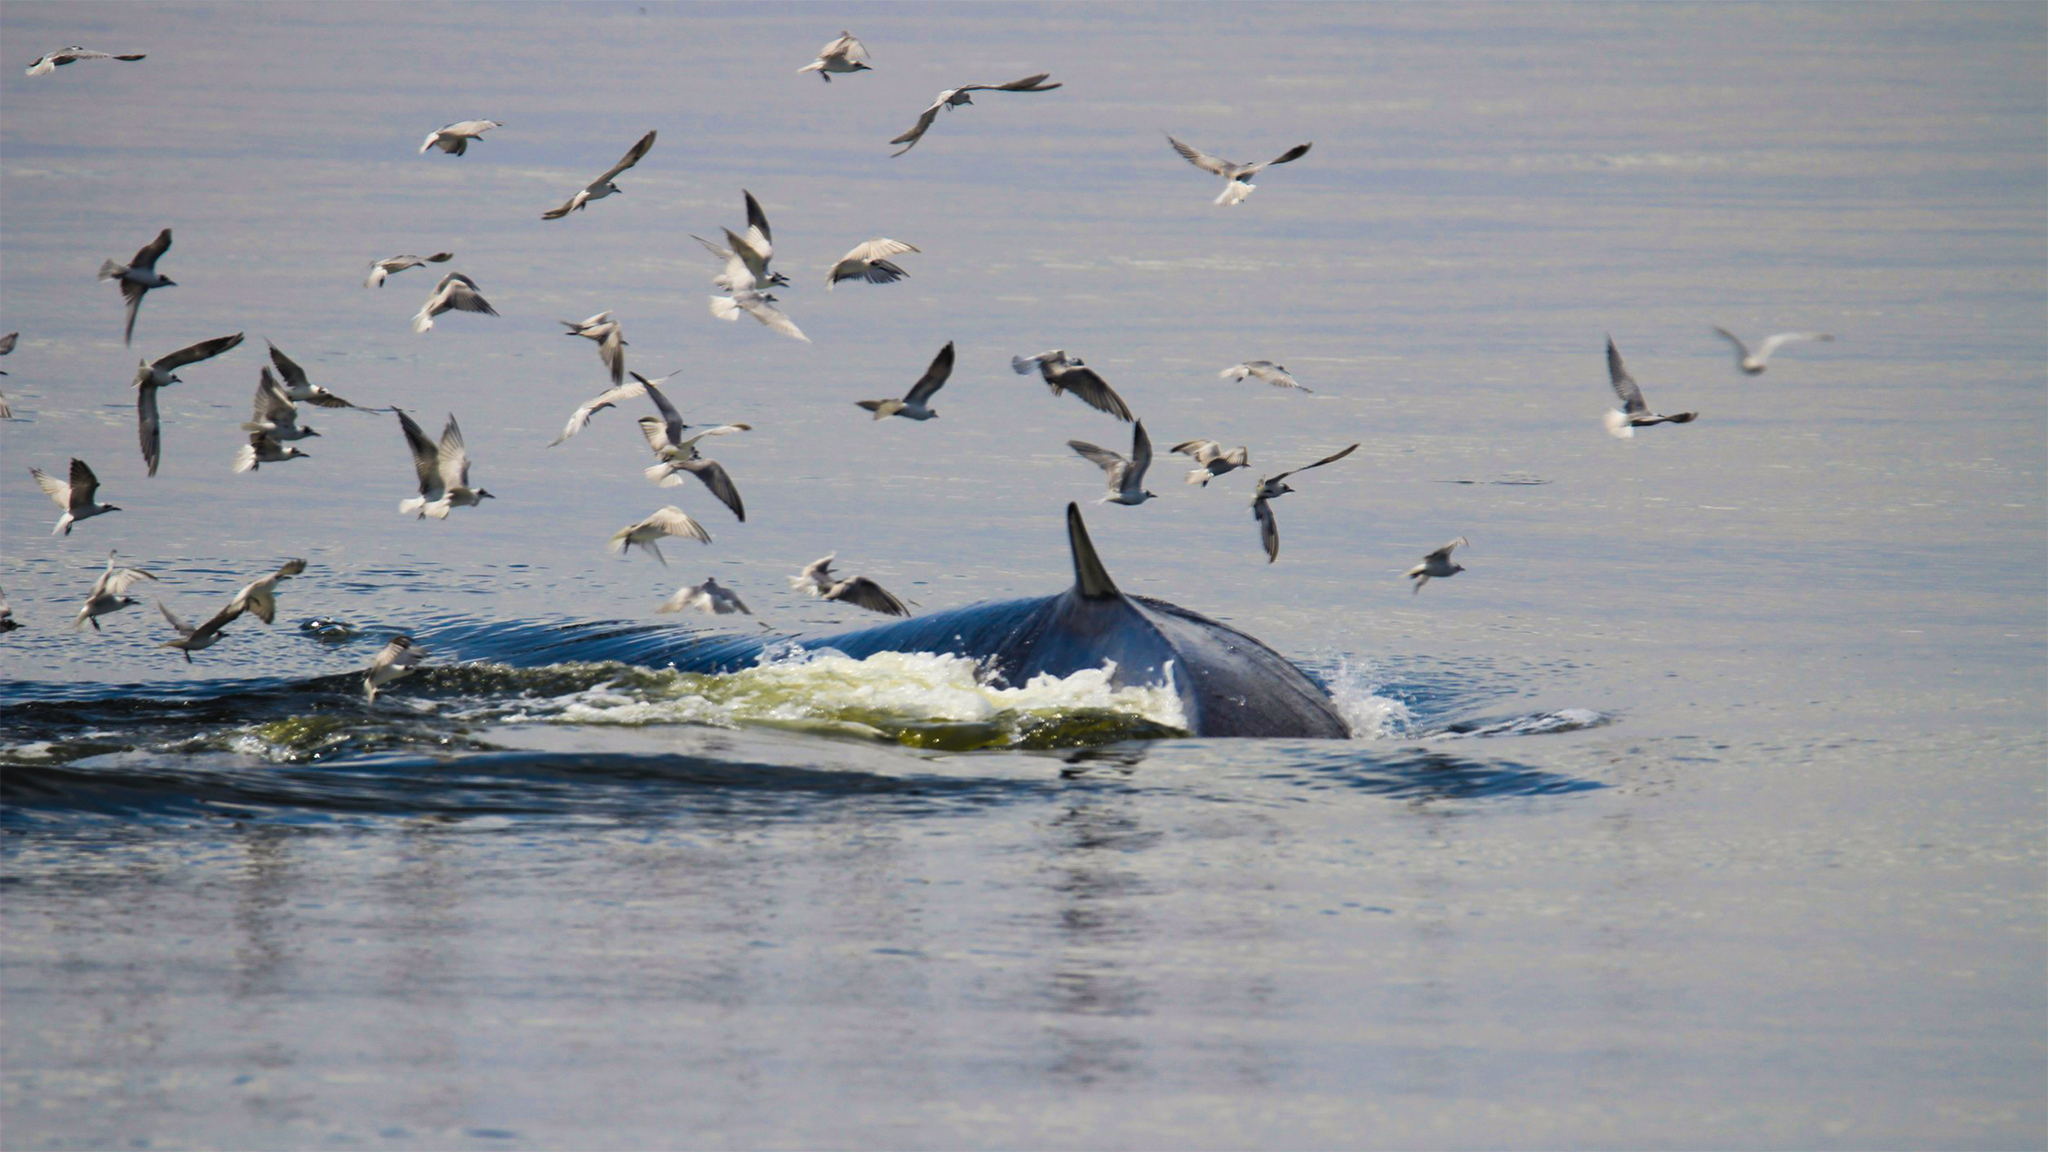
[1319,657,1416,740]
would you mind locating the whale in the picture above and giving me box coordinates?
[502,504,1352,739]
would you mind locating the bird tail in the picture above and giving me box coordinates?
[1185,468,1212,486]
[399,496,426,516]
[796,61,822,75]
[411,309,434,334]
[1216,181,1253,207]
[1010,356,1037,376]
[858,400,900,420]
[233,445,259,473]
[708,296,741,322]
[1603,409,1634,439]
[365,267,387,289]
[642,461,676,484]
[98,259,126,281]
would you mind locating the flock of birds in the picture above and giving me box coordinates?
[6,31,1837,702]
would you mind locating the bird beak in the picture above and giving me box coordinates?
[161,278,177,287]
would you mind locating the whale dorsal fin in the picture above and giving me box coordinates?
[1066,503,1119,600]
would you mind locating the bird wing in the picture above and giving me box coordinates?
[845,238,919,266]
[637,415,678,457]
[1247,362,1306,390]
[137,384,161,477]
[794,555,837,592]
[158,599,194,637]
[436,416,473,489]
[1259,142,1313,170]
[1755,331,1832,360]
[593,130,656,185]
[725,227,771,280]
[1427,536,1470,562]
[1254,497,1280,563]
[737,293,810,343]
[828,576,910,616]
[1271,442,1359,484]
[1172,439,1221,460]
[828,32,868,63]
[396,410,443,497]
[640,378,687,443]
[597,325,626,386]
[743,189,773,246]
[1050,363,1134,421]
[904,341,955,404]
[154,332,244,372]
[1710,326,1750,361]
[32,466,70,508]
[120,279,146,346]
[889,104,943,154]
[0,332,15,355]
[962,73,1061,93]
[1168,135,1232,176]
[1130,420,1153,483]
[130,228,172,272]
[191,600,241,641]
[267,341,310,390]
[1068,440,1127,474]
[435,273,498,315]
[643,505,712,544]
[249,368,296,426]
[675,458,746,521]
[1606,338,1648,414]
[550,379,645,447]
[101,564,158,597]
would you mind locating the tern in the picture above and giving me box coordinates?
[98,227,174,345]
[157,599,237,662]
[1167,135,1313,206]
[659,576,759,619]
[420,120,501,156]
[1250,443,1359,564]
[826,239,919,289]
[888,73,1062,156]
[1172,439,1249,486]
[789,555,911,616]
[413,272,498,333]
[225,558,308,624]
[797,31,871,82]
[1407,537,1469,594]
[364,636,427,703]
[241,368,320,443]
[610,507,712,565]
[541,129,656,219]
[1712,327,1833,375]
[1221,360,1310,391]
[561,310,627,385]
[1603,336,1698,438]
[26,46,146,76]
[365,252,453,288]
[692,191,787,290]
[638,377,749,520]
[73,553,157,632]
[266,342,369,409]
[31,457,120,535]
[396,410,493,518]
[1069,420,1158,506]
[857,341,953,420]
[1011,350,1133,421]
[233,432,312,473]
[131,332,245,477]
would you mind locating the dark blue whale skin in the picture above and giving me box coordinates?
[515,505,1352,739]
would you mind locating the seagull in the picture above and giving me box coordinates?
[789,555,911,616]
[888,73,1062,157]
[157,599,237,662]
[692,191,787,290]
[1069,420,1158,505]
[26,46,146,76]
[857,342,954,420]
[413,272,498,333]
[98,227,174,346]
[1011,350,1133,421]
[541,129,656,219]
[31,458,120,535]
[266,342,369,409]
[1711,327,1833,375]
[0,586,18,632]
[659,576,757,618]
[364,636,427,703]
[709,284,809,343]
[233,432,312,474]
[72,552,157,631]
[1172,439,1249,486]
[797,31,870,82]
[240,368,321,444]
[225,558,308,624]
[1167,135,1313,206]
[559,310,628,385]
[1250,443,1359,564]
[1221,360,1310,391]
[1603,336,1698,438]
[131,332,245,477]
[365,252,453,288]
[1407,537,1469,594]
[609,507,712,565]
[638,377,749,520]
[826,239,919,289]
[396,410,493,518]
[420,120,501,156]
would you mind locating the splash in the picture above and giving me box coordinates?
[1318,656,1416,740]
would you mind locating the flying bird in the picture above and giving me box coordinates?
[888,73,1062,157]
[692,191,786,290]
[789,555,911,616]
[396,410,493,518]
[365,252,453,288]
[797,31,870,81]
[1011,350,1133,421]
[240,368,321,444]
[1711,327,1833,375]
[26,46,146,76]
[709,285,809,343]
[638,377,749,520]
[32,457,120,535]
[561,310,627,385]
[1172,439,1249,486]
[1167,135,1313,206]
[131,332,245,477]
[1220,360,1310,391]
[541,130,656,219]
[157,599,237,662]
[610,507,712,565]
[413,272,498,333]
[548,372,657,447]
[1603,336,1698,438]
[857,341,953,420]
[1250,443,1359,564]
[1069,420,1158,506]
[98,227,174,345]
[266,342,368,409]
[420,120,501,156]
[1,330,16,372]
[73,553,157,632]
[826,239,919,289]
[234,431,312,474]
[1407,537,1469,594]
[659,576,758,619]
[225,558,308,624]
[364,636,427,703]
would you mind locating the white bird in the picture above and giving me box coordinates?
[1603,336,1698,439]
[364,636,427,703]
[1167,135,1313,206]
[1069,420,1158,506]
[157,599,237,662]
[365,252,453,289]
[0,331,13,418]
[131,332,245,477]
[692,191,787,290]
[638,378,749,520]
[1011,350,1133,421]
[72,553,157,632]
[1220,360,1310,391]
[98,227,174,346]
[233,431,312,474]
[1407,537,1470,594]
[0,586,18,632]
[857,342,954,420]
[659,576,756,618]
[561,311,627,385]
[26,46,146,76]
[797,31,871,82]
[548,372,655,447]
[1712,327,1833,375]
[396,410,493,518]
[1250,443,1359,564]
[225,558,308,624]
[788,555,911,616]
[610,507,712,565]
[1172,439,1249,486]
[709,285,809,343]
[266,342,369,410]
[413,272,498,334]
[826,239,919,289]
[31,458,120,535]
[889,73,1062,156]
[541,130,656,219]
[420,120,501,156]
[241,368,320,443]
